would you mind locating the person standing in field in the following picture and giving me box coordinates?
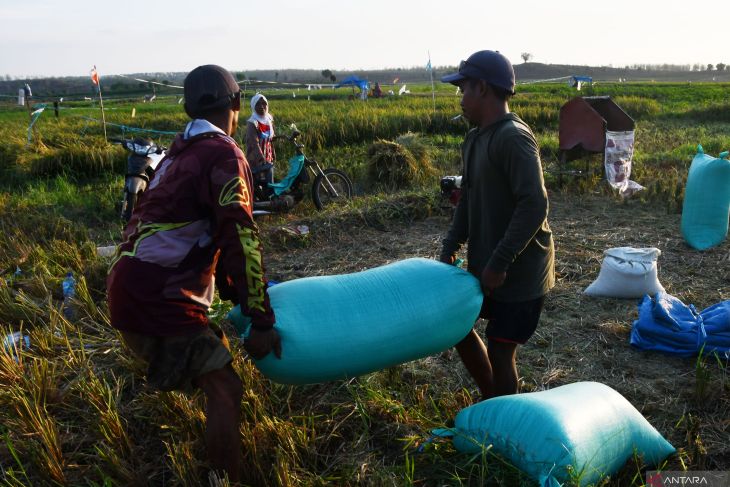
[372,82,383,98]
[246,93,276,187]
[439,50,555,400]
[107,64,281,483]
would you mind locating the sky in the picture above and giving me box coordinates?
[2,0,729,78]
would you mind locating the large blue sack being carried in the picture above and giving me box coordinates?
[228,258,482,385]
[434,382,675,487]
[630,292,730,357]
[681,145,730,250]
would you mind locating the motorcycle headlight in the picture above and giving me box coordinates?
[132,142,155,156]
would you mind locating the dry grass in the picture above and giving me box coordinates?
[0,185,728,486]
[263,191,730,481]
[365,135,438,191]
[1,81,729,485]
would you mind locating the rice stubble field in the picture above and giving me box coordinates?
[0,81,728,485]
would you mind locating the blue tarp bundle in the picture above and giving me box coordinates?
[571,75,593,83]
[630,292,730,357]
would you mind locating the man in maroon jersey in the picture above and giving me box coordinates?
[107,65,280,482]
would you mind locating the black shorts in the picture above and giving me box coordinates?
[480,295,545,344]
[120,322,232,393]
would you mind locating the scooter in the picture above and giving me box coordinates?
[111,137,166,222]
[252,125,353,213]
[114,125,354,222]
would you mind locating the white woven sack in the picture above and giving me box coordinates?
[584,247,664,298]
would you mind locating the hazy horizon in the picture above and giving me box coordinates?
[2,62,724,83]
[2,0,729,78]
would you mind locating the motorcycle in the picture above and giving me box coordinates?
[114,125,354,222]
[252,124,353,212]
[111,137,166,222]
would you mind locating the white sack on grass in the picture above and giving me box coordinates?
[584,247,664,298]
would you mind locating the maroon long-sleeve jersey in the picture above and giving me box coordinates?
[107,125,275,336]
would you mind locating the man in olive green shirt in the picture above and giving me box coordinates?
[440,50,555,400]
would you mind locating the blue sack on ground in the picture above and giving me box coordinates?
[681,145,730,250]
[228,258,482,384]
[434,382,675,487]
[630,292,730,357]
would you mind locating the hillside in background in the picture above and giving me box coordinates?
[2,62,730,99]
[514,62,730,82]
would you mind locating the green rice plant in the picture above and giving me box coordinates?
[1,429,33,486]
[676,413,709,471]
[24,143,124,178]
[0,137,22,177]
[695,352,713,402]
[614,96,661,119]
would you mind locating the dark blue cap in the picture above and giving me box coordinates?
[441,50,515,94]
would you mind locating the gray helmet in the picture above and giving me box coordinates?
[184,65,240,118]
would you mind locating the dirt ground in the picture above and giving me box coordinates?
[262,191,730,471]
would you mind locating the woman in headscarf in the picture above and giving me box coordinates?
[245,93,276,185]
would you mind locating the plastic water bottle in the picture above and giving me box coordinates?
[3,331,30,362]
[62,271,76,319]
[3,266,21,286]
[226,305,252,340]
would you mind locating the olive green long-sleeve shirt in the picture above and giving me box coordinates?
[441,113,555,302]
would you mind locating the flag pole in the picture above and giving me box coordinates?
[95,65,108,142]
[428,51,436,114]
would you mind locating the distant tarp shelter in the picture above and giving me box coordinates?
[569,75,593,90]
[335,76,370,99]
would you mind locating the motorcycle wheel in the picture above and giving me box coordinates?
[312,168,353,210]
[121,191,137,222]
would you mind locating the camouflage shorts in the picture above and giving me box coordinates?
[120,323,233,393]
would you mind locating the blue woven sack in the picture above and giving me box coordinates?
[435,382,675,486]
[681,145,730,250]
[630,292,730,357]
[228,258,482,384]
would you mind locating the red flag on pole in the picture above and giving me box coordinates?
[89,65,107,142]
[90,66,99,85]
